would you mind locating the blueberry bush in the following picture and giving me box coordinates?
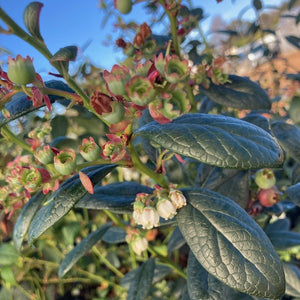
[1,0,300,299]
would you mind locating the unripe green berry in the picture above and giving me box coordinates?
[7,55,36,85]
[115,0,132,14]
[254,168,276,189]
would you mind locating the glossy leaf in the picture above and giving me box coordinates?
[76,181,153,213]
[199,75,271,109]
[58,223,111,277]
[126,258,155,300]
[13,192,45,251]
[24,2,44,42]
[28,165,115,243]
[0,80,73,128]
[187,251,232,300]
[286,183,300,205]
[135,113,284,169]
[267,231,300,250]
[271,121,300,162]
[176,188,285,298]
[283,263,300,298]
[50,46,78,62]
[167,227,186,253]
[102,227,126,244]
[242,114,271,133]
[286,35,300,49]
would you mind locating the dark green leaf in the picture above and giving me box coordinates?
[288,0,298,9]
[126,258,155,300]
[267,231,300,250]
[24,2,44,42]
[76,182,153,213]
[286,183,300,205]
[135,113,284,169]
[253,0,262,10]
[283,263,300,297]
[242,114,271,133]
[264,219,290,233]
[187,251,232,300]
[286,35,300,49]
[50,46,78,62]
[0,244,19,266]
[176,188,285,298]
[13,192,45,251]
[199,75,271,109]
[181,285,191,300]
[28,165,115,243]
[0,80,73,128]
[50,115,69,139]
[167,227,186,252]
[204,168,250,208]
[49,136,78,149]
[58,223,111,277]
[292,163,300,184]
[285,73,300,81]
[271,121,300,162]
[102,227,126,244]
[215,30,238,35]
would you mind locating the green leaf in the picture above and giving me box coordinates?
[135,113,284,169]
[265,219,291,233]
[271,121,300,162]
[0,267,17,286]
[50,115,69,139]
[267,231,300,250]
[253,0,262,10]
[204,168,250,208]
[13,192,45,251]
[199,75,271,109]
[23,2,44,42]
[28,165,115,244]
[187,251,233,300]
[58,223,111,277]
[50,46,78,62]
[0,80,73,128]
[176,188,285,298]
[0,244,19,266]
[76,182,153,213]
[125,258,155,300]
[102,227,126,244]
[289,96,300,124]
[242,114,271,133]
[167,227,186,252]
[286,35,300,49]
[283,263,300,298]
[286,183,300,205]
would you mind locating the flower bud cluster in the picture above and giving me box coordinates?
[126,227,148,256]
[132,189,187,230]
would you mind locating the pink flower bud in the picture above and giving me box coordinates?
[7,55,36,85]
[19,166,42,192]
[156,198,177,220]
[169,189,187,209]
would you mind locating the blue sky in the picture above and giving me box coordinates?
[0,0,286,80]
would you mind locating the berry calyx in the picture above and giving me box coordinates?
[254,168,276,189]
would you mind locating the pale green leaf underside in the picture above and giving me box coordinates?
[176,188,285,299]
[135,113,283,169]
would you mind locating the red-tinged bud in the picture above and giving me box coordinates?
[114,0,132,14]
[139,23,152,40]
[254,169,276,189]
[101,134,128,163]
[169,189,187,209]
[35,145,54,164]
[116,38,127,49]
[7,55,36,85]
[165,55,190,83]
[134,32,145,48]
[257,186,280,207]
[54,148,76,175]
[79,137,100,161]
[90,91,125,124]
[103,65,131,96]
[126,75,155,106]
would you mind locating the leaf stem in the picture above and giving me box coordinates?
[92,246,124,278]
[127,141,169,188]
[1,125,33,153]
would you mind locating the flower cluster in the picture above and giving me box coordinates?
[126,227,148,256]
[132,188,187,230]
